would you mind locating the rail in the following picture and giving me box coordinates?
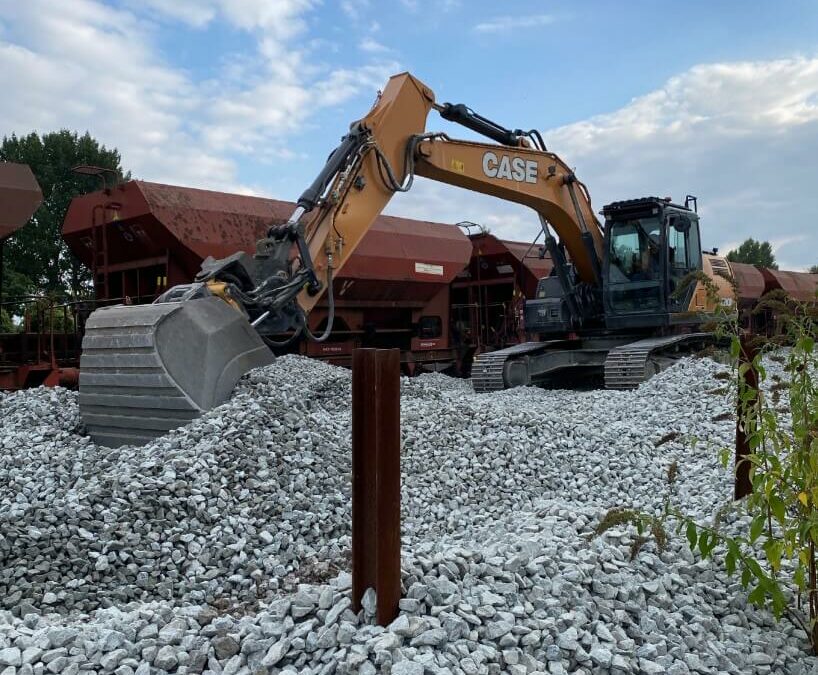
[0,293,159,369]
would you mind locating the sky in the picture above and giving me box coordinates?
[1,0,818,269]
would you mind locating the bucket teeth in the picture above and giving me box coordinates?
[79,297,274,447]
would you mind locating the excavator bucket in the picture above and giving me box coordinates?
[79,297,274,447]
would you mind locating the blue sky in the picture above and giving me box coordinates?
[2,0,818,268]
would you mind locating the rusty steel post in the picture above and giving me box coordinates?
[735,335,758,500]
[351,348,401,626]
[0,236,6,313]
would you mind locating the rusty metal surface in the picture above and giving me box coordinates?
[62,181,289,280]
[139,181,292,258]
[351,349,401,625]
[501,238,553,282]
[467,232,553,297]
[63,180,474,302]
[337,215,472,302]
[705,261,816,305]
[0,163,42,239]
[729,262,766,303]
[735,335,757,500]
[352,349,377,614]
[764,269,818,302]
[0,364,80,391]
[340,215,471,281]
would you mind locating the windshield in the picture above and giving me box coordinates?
[608,218,662,283]
[606,217,663,314]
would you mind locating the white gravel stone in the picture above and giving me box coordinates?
[153,645,177,671]
[391,660,424,675]
[0,649,20,667]
[262,638,290,667]
[0,353,814,674]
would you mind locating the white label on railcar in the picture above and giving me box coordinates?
[415,262,444,276]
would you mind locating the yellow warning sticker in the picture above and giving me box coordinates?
[450,159,465,173]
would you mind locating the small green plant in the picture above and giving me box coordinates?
[680,319,818,651]
[596,307,818,652]
[596,461,677,560]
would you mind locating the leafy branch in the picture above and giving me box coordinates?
[595,307,818,652]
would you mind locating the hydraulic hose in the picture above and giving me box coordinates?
[373,133,447,194]
[297,127,366,212]
[301,266,335,343]
[262,323,304,349]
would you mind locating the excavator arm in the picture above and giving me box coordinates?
[239,72,603,339]
[412,137,602,283]
[226,72,438,325]
[291,73,436,314]
[79,71,602,447]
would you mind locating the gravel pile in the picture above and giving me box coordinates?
[0,353,813,674]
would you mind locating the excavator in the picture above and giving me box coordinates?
[79,72,735,447]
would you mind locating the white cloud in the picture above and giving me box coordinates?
[388,57,818,270]
[473,14,554,33]
[545,57,818,268]
[341,0,369,20]
[133,0,217,28]
[339,0,391,33]
[130,0,316,35]
[360,37,389,53]
[548,58,818,157]
[217,0,316,38]
[312,62,400,107]
[397,0,459,13]
[0,0,222,187]
[770,234,809,252]
[0,0,399,191]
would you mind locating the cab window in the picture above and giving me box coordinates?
[669,226,688,268]
[609,219,662,282]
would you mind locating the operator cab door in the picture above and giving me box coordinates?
[665,213,703,314]
[603,206,703,329]
[604,217,666,320]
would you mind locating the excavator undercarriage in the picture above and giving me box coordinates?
[471,333,712,393]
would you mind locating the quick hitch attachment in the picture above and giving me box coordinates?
[268,206,322,296]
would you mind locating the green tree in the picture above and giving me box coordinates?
[726,238,778,269]
[809,265,818,274]
[0,309,13,332]
[0,267,36,331]
[0,130,129,299]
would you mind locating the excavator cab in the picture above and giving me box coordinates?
[602,198,702,330]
